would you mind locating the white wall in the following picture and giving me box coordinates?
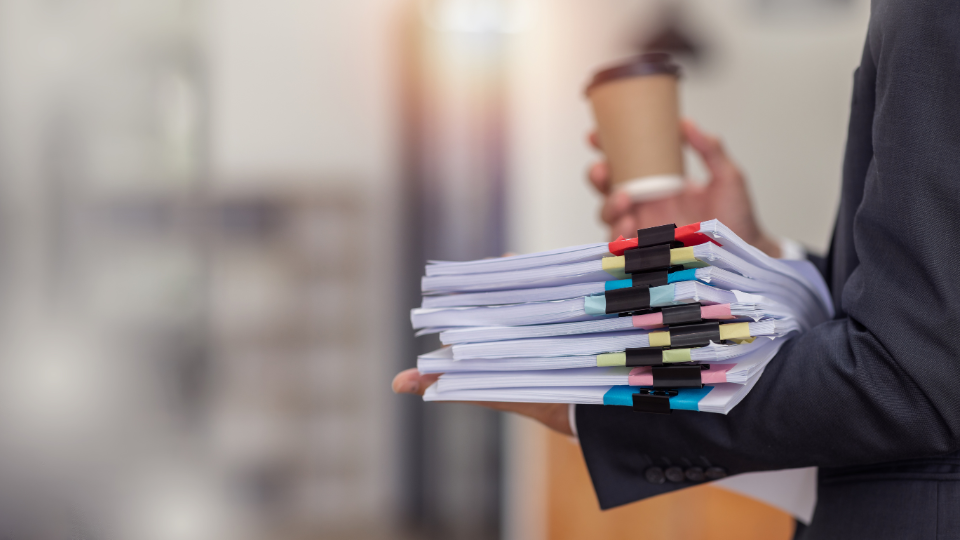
[506,0,871,254]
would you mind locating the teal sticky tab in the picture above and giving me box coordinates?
[604,279,632,291]
[602,386,637,406]
[649,283,675,306]
[669,386,715,411]
[583,295,607,315]
[667,268,697,284]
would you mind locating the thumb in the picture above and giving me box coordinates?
[392,368,441,396]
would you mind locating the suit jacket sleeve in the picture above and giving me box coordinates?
[577,0,960,509]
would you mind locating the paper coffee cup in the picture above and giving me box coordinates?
[586,53,684,202]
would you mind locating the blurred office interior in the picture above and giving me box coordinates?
[0,0,868,538]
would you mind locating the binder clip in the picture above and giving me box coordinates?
[632,388,677,414]
[630,265,686,288]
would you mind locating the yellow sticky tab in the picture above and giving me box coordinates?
[601,256,625,276]
[670,246,697,265]
[597,352,626,367]
[719,322,752,341]
[663,348,692,363]
[649,331,671,348]
[731,336,756,345]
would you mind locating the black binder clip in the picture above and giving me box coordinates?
[651,365,704,388]
[667,321,722,348]
[632,388,677,414]
[630,265,685,288]
[624,244,673,274]
[604,286,651,314]
[634,224,684,250]
[660,303,703,326]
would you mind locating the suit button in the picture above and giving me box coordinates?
[645,467,665,484]
[685,467,705,482]
[705,467,727,480]
[665,466,685,483]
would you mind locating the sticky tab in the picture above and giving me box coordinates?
[601,256,627,277]
[670,386,715,411]
[583,295,607,315]
[604,279,632,291]
[663,348,693,363]
[670,246,697,265]
[667,268,698,283]
[627,367,653,386]
[649,284,675,306]
[719,322,752,341]
[674,222,722,247]
[700,303,733,320]
[648,331,671,348]
[597,352,626,367]
[602,385,637,406]
[607,236,639,256]
[701,364,734,384]
[631,312,663,329]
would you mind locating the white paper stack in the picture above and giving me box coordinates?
[413,220,833,414]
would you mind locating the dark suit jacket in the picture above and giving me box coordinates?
[577,0,960,535]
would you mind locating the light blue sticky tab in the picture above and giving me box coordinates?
[604,279,632,291]
[667,268,698,284]
[602,386,637,406]
[583,295,607,315]
[649,283,675,306]
[670,386,715,411]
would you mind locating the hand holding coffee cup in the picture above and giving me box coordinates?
[586,53,684,202]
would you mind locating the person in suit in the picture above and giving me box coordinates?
[394,0,960,536]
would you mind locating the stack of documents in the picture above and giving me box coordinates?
[413,220,832,414]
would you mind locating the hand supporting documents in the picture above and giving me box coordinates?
[396,218,830,442]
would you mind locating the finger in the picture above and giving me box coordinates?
[588,161,611,195]
[588,131,601,150]
[600,190,632,225]
[392,368,441,396]
[681,119,741,185]
[612,213,637,241]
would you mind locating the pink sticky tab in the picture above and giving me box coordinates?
[700,303,733,320]
[628,367,653,386]
[701,364,734,384]
[631,312,664,329]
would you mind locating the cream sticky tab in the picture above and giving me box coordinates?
[597,352,626,367]
[669,246,697,265]
[663,348,692,363]
[648,331,671,348]
[719,322,751,341]
[601,256,625,275]
[632,312,664,329]
[701,303,733,320]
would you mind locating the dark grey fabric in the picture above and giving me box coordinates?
[576,0,960,536]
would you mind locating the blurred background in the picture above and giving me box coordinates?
[0,0,868,538]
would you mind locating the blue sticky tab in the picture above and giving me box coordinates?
[583,295,607,315]
[667,268,698,283]
[602,386,637,406]
[604,279,632,291]
[649,283,675,306]
[669,386,715,411]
